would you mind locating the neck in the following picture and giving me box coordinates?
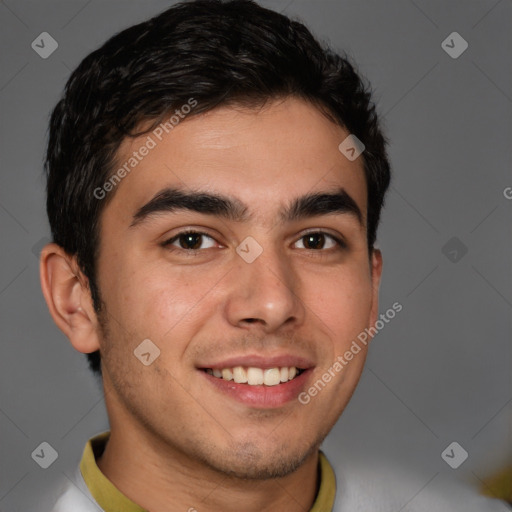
[96,425,320,512]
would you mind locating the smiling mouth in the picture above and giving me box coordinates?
[202,366,305,386]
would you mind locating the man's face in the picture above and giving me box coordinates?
[95,97,381,479]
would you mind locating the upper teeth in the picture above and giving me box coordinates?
[207,366,299,386]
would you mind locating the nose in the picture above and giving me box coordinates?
[224,243,305,333]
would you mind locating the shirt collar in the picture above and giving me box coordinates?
[80,431,336,511]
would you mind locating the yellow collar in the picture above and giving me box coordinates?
[481,466,512,504]
[80,431,336,511]
[80,431,143,512]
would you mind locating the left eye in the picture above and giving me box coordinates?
[294,232,341,250]
[164,231,217,251]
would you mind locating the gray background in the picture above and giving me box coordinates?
[0,0,510,511]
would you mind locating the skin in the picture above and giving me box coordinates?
[40,97,382,512]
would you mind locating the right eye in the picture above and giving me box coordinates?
[162,230,218,252]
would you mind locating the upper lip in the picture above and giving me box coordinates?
[197,354,315,370]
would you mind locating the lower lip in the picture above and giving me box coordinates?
[199,369,313,408]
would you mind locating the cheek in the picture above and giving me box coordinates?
[115,262,223,341]
[304,265,373,348]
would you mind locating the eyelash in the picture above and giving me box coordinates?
[161,229,347,254]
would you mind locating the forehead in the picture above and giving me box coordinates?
[105,97,367,226]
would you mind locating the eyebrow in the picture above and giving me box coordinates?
[130,186,363,228]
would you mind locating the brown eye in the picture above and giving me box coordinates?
[294,232,342,250]
[178,233,202,250]
[303,233,326,249]
[163,231,217,251]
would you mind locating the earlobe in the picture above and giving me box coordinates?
[369,248,383,325]
[39,243,101,354]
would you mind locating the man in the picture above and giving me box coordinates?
[39,1,501,511]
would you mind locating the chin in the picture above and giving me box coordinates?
[198,438,319,480]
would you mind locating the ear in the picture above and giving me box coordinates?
[368,248,383,327]
[39,243,101,354]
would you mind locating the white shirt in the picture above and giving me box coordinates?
[50,459,508,512]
